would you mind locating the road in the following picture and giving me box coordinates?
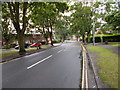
[2,41,82,88]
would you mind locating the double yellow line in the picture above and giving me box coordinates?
[81,44,88,89]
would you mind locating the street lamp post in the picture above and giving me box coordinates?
[92,2,95,46]
[118,2,120,10]
[92,19,95,46]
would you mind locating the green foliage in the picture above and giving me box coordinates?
[55,16,70,41]
[105,11,120,31]
[70,2,92,42]
[92,2,118,34]
[2,2,30,53]
[89,34,120,43]
[10,42,17,48]
[30,2,68,45]
[52,39,60,43]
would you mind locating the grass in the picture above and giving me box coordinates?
[1,45,51,59]
[108,42,120,47]
[26,47,37,51]
[87,46,118,88]
[89,34,119,38]
[1,50,19,59]
[0,49,11,51]
[41,45,50,48]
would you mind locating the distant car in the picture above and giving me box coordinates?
[30,42,42,47]
[14,43,29,49]
[15,45,19,49]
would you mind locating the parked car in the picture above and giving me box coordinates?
[30,42,42,47]
[14,43,29,49]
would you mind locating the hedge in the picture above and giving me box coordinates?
[88,34,120,43]
[52,40,61,43]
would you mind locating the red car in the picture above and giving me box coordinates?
[30,43,42,47]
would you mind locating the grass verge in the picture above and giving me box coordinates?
[87,46,118,88]
[108,42,120,47]
[1,45,51,59]
[1,50,19,59]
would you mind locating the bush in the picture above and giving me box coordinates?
[52,40,60,43]
[89,36,101,43]
[10,43,17,48]
[39,41,46,45]
[89,34,120,43]
[103,35,120,42]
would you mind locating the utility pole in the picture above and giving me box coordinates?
[92,2,95,46]
[92,18,95,46]
[118,2,120,10]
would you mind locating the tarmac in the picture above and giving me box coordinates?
[1,42,119,89]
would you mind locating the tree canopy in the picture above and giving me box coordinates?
[70,2,92,42]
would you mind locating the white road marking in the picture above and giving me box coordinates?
[27,55,53,69]
[57,49,63,53]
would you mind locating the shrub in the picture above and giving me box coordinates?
[103,35,120,42]
[88,34,120,43]
[89,36,101,43]
[39,41,46,45]
[10,43,17,48]
[52,40,60,43]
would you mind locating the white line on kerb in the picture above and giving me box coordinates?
[27,55,53,69]
[57,49,63,53]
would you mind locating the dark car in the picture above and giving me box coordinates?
[30,42,42,47]
[14,43,29,49]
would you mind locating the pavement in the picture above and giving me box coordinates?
[2,41,82,88]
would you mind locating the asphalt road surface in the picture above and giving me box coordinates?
[2,41,82,88]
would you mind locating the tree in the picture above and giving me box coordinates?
[92,2,119,33]
[4,2,29,54]
[70,2,92,43]
[55,16,70,42]
[30,2,68,46]
[105,11,120,31]
[2,4,12,49]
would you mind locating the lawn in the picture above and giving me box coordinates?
[2,50,19,59]
[1,45,51,59]
[87,46,118,88]
[108,42,120,47]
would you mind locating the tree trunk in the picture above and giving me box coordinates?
[5,40,9,49]
[50,25,53,46]
[100,36,103,44]
[43,27,48,45]
[17,33,26,55]
[49,32,53,46]
[86,29,91,43]
[62,35,65,42]
[82,34,85,43]
[45,37,48,45]
[8,2,27,55]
